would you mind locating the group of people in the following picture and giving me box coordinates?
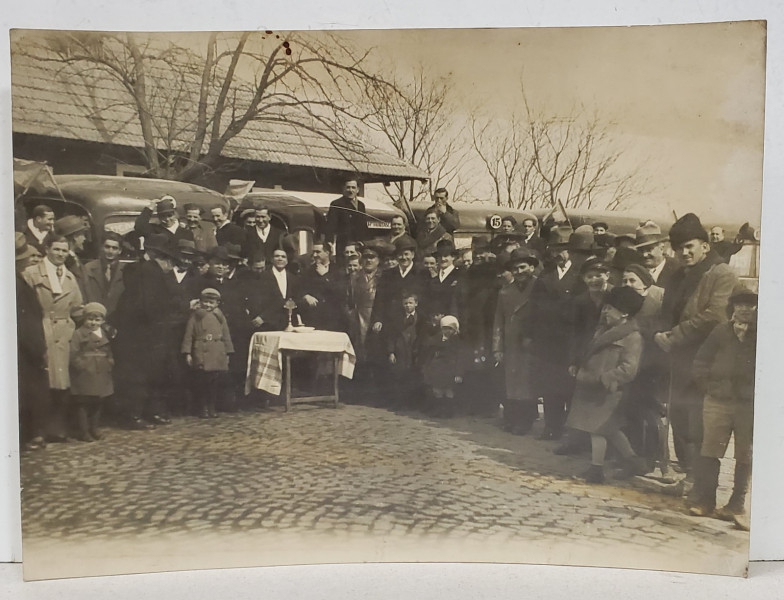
[15,179,757,528]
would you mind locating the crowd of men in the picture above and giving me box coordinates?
[15,178,757,527]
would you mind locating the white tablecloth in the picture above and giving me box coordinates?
[245,331,356,395]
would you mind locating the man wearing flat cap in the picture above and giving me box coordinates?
[634,220,679,290]
[654,213,737,484]
[493,248,540,434]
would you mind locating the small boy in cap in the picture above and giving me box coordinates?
[69,302,114,441]
[420,315,468,417]
[181,288,234,418]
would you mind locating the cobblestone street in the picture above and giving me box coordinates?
[20,404,749,579]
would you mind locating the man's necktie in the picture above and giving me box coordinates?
[56,266,63,279]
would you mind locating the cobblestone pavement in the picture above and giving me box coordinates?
[19,404,749,579]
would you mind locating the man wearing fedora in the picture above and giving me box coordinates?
[112,233,186,429]
[16,233,51,450]
[80,231,126,320]
[493,248,540,434]
[654,213,737,482]
[53,214,89,284]
[135,195,194,244]
[634,220,679,290]
[531,224,587,440]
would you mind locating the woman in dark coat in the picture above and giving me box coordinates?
[566,287,648,483]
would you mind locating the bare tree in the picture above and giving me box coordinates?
[362,66,475,210]
[16,31,392,182]
[471,86,651,211]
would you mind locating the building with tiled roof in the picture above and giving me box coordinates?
[11,50,428,193]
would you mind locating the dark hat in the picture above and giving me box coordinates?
[569,225,595,253]
[669,213,708,248]
[471,235,491,251]
[508,247,540,268]
[605,286,645,317]
[592,221,609,231]
[155,195,177,216]
[208,245,240,263]
[360,245,379,258]
[594,232,616,248]
[435,239,459,257]
[547,224,573,247]
[239,208,256,220]
[495,250,512,273]
[393,234,417,252]
[579,256,610,275]
[223,243,243,260]
[362,239,394,258]
[176,239,199,257]
[54,215,88,238]
[622,263,655,289]
[145,233,180,260]
[634,220,668,249]
[15,232,37,261]
[728,285,758,307]
[613,233,637,248]
[200,287,221,300]
[611,246,644,272]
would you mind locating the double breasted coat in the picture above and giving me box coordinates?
[566,320,643,435]
[492,276,538,401]
[181,308,234,372]
[69,326,114,398]
[23,261,84,390]
[347,269,383,361]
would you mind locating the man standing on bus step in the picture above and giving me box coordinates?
[424,188,460,236]
[325,178,370,260]
[655,213,737,485]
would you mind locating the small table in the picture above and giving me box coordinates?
[245,330,356,411]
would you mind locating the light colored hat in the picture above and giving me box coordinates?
[634,220,668,248]
[200,288,221,300]
[83,302,107,317]
[439,315,460,332]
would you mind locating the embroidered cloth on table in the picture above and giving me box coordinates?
[245,330,356,395]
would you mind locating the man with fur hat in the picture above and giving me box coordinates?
[688,286,757,529]
[634,220,679,290]
[654,213,737,481]
[531,224,586,440]
[493,248,540,434]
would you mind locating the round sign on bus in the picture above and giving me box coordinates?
[489,214,503,230]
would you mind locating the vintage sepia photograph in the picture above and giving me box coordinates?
[10,22,764,580]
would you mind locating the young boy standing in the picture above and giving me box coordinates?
[69,302,114,441]
[182,288,234,418]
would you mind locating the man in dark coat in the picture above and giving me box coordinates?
[80,231,126,319]
[112,234,187,429]
[654,213,737,480]
[634,220,680,290]
[324,178,371,258]
[299,240,346,332]
[211,204,247,249]
[521,217,547,256]
[248,248,301,332]
[243,207,284,263]
[708,226,743,263]
[369,236,425,335]
[15,233,51,450]
[423,240,463,324]
[531,224,586,440]
[182,204,218,253]
[134,195,194,244]
[493,248,540,434]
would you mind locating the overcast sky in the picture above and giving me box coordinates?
[343,22,766,224]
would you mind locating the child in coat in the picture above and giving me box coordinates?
[182,288,234,418]
[420,315,467,417]
[387,292,427,409]
[69,302,114,442]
